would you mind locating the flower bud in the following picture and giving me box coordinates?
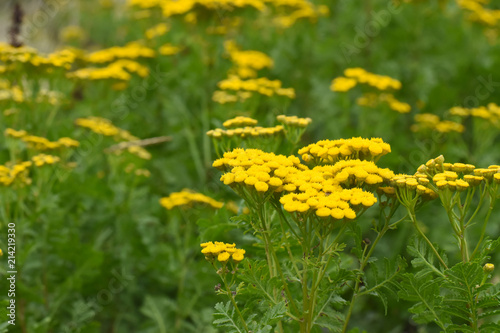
[483,263,494,273]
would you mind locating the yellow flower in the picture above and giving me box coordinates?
[330,77,357,92]
[218,252,230,263]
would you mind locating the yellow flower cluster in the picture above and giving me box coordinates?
[222,116,258,128]
[207,125,284,139]
[225,40,273,78]
[357,93,411,113]
[458,0,500,26]
[331,68,402,92]
[75,117,151,159]
[412,113,465,133]
[273,3,329,28]
[276,115,312,127]
[330,77,357,92]
[449,104,500,125]
[200,241,245,263]
[75,117,123,136]
[0,43,77,69]
[0,161,32,187]
[318,160,394,188]
[212,90,252,104]
[32,154,60,167]
[5,128,79,150]
[128,0,264,17]
[390,173,438,200]
[68,59,149,81]
[159,44,182,56]
[280,187,376,219]
[213,148,305,193]
[86,42,155,63]
[218,75,295,98]
[298,137,391,164]
[160,190,224,209]
[411,155,500,193]
[145,23,170,39]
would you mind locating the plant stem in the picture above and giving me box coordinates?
[223,275,249,333]
[407,207,448,269]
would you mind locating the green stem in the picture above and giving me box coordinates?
[470,198,496,259]
[407,207,448,269]
[222,275,249,333]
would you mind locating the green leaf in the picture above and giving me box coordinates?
[407,236,447,278]
[398,273,449,329]
[361,256,406,314]
[140,295,170,333]
[213,301,244,333]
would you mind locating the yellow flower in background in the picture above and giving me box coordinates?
[276,115,312,127]
[32,154,61,167]
[160,190,224,209]
[330,77,357,92]
[159,44,182,56]
[145,23,170,39]
[86,41,155,63]
[222,116,258,128]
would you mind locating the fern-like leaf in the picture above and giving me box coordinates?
[360,256,406,314]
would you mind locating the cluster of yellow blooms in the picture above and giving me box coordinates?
[457,0,500,26]
[213,148,305,192]
[298,137,391,164]
[420,157,500,186]
[0,43,77,70]
[207,125,283,139]
[390,173,438,200]
[32,154,61,167]
[224,40,273,79]
[280,187,375,219]
[318,160,395,188]
[145,23,170,39]
[357,93,411,113]
[212,90,252,104]
[128,0,326,28]
[217,75,296,98]
[273,1,329,28]
[412,113,465,133]
[214,146,382,220]
[86,42,155,63]
[413,114,462,133]
[160,190,224,209]
[5,128,80,150]
[200,242,245,263]
[449,103,500,125]
[391,155,500,204]
[159,44,183,56]
[222,116,258,128]
[331,68,402,92]
[0,161,32,187]
[75,117,152,159]
[276,115,312,127]
[68,59,149,81]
